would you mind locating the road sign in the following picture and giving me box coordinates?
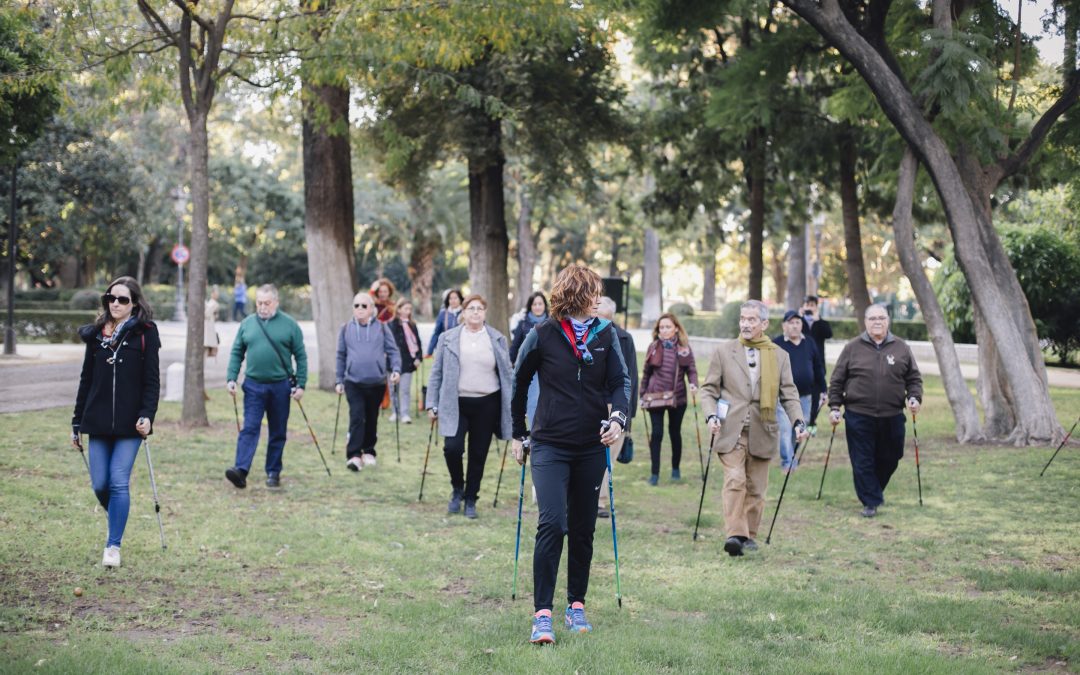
[171,244,190,265]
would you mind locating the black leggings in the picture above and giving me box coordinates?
[345,381,384,458]
[531,442,608,613]
[649,404,687,475]
[443,392,500,501]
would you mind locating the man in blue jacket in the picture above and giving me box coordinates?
[773,310,826,471]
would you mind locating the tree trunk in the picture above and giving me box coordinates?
[785,225,807,310]
[702,237,717,311]
[891,148,982,442]
[181,109,210,426]
[840,132,871,320]
[408,200,439,320]
[747,129,765,301]
[609,231,620,278]
[516,187,536,305]
[302,78,356,391]
[467,128,510,337]
[782,0,1065,445]
[770,240,787,306]
[642,227,662,324]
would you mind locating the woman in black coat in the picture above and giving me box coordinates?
[71,276,160,568]
[389,297,423,423]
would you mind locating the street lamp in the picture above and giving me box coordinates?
[170,187,188,322]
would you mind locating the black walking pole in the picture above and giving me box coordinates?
[492,439,510,508]
[816,423,838,500]
[231,392,241,434]
[393,380,401,463]
[418,417,436,501]
[512,440,530,600]
[73,434,90,475]
[692,432,717,541]
[691,390,705,481]
[294,398,332,477]
[911,412,923,506]
[1040,416,1079,477]
[142,437,167,550]
[766,434,809,545]
[331,392,342,455]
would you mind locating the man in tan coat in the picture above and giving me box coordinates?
[700,300,808,556]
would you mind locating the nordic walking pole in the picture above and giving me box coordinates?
[693,432,717,542]
[393,380,401,463]
[294,398,331,477]
[766,434,809,545]
[142,435,167,550]
[493,439,510,508]
[72,433,90,475]
[331,392,342,455]
[512,440,530,600]
[602,428,623,609]
[816,423,838,500]
[418,417,436,501]
[911,411,923,507]
[1040,416,1079,477]
[691,390,705,480]
[231,392,241,434]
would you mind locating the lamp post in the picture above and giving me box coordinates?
[3,161,16,355]
[171,187,188,322]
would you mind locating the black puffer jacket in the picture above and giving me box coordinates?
[72,319,161,437]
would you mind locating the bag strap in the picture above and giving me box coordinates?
[254,317,295,381]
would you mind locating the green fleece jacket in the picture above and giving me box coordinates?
[227,312,308,388]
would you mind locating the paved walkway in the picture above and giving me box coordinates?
[2,320,1079,414]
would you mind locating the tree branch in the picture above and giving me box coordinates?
[137,0,179,45]
[995,72,1080,180]
[169,0,215,33]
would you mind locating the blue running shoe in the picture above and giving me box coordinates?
[565,602,592,633]
[530,610,555,644]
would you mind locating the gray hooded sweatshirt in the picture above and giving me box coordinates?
[336,318,402,386]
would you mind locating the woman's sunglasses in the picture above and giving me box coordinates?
[103,294,132,306]
[354,303,370,309]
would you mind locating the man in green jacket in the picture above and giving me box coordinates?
[225,284,308,489]
[828,304,922,517]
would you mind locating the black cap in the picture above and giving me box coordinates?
[783,309,800,323]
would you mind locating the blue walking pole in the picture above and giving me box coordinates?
[604,442,623,609]
[512,440,530,600]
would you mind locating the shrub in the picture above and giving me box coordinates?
[69,289,101,311]
[13,310,96,343]
[667,302,694,317]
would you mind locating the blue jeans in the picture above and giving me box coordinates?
[235,378,291,476]
[88,436,142,548]
[777,395,812,469]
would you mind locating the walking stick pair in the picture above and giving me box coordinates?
[817,411,925,506]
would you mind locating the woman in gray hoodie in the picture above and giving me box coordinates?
[336,292,402,472]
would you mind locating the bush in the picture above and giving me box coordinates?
[13,310,96,343]
[69,289,101,310]
[825,318,929,342]
[667,302,694,317]
[680,302,742,338]
[679,308,931,343]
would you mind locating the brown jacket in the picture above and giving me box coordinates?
[699,339,805,459]
[828,332,923,417]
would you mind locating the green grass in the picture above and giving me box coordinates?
[1,370,1078,674]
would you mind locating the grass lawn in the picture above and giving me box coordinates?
[0,370,1078,673]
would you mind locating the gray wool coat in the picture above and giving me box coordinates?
[425,324,513,440]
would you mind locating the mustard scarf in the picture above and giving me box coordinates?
[739,335,779,420]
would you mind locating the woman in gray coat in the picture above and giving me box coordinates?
[426,294,513,519]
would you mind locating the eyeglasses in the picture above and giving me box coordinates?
[355,303,370,309]
[465,306,486,312]
[103,294,132,306]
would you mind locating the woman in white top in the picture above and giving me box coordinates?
[204,286,220,357]
[426,294,513,519]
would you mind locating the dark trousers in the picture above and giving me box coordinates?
[844,411,906,508]
[443,392,500,501]
[345,381,384,458]
[531,442,608,613]
[649,404,687,475]
[232,301,246,321]
[235,378,291,475]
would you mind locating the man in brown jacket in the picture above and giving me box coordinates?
[828,304,923,518]
[700,300,808,557]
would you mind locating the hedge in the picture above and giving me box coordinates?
[679,306,932,342]
[11,310,97,343]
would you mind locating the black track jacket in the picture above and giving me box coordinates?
[511,317,630,450]
[72,319,161,437]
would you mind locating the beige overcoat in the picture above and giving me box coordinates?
[699,339,806,459]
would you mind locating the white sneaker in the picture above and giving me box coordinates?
[401,415,413,424]
[102,546,121,568]
[362,453,377,467]
[388,413,397,422]
[346,457,363,472]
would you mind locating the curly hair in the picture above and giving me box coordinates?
[371,277,396,298]
[651,312,689,347]
[548,264,603,321]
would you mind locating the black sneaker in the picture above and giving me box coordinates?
[597,506,610,518]
[447,490,463,514]
[742,538,759,552]
[225,467,247,489]
[861,505,877,518]
[464,500,478,519]
[724,536,744,557]
[266,473,280,488]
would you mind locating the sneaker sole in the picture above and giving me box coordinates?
[530,634,555,644]
[347,463,360,472]
[724,540,744,557]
